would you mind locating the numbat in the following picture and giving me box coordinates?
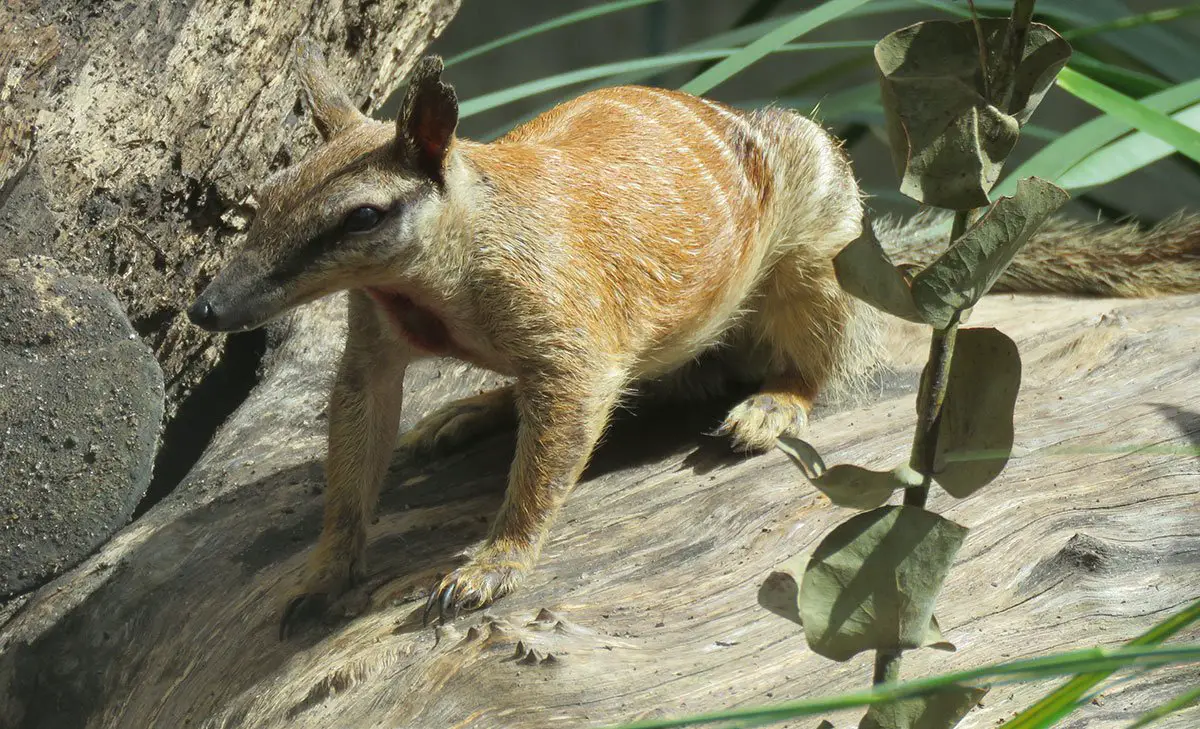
[189,40,1200,635]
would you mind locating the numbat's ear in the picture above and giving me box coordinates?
[397,55,459,186]
[291,38,366,140]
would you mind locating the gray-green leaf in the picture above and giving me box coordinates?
[777,435,828,479]
[778,437,921,510]
[858,685,989,729]
[833,218,926,323]
[874,20,1070,209]
[814,464,924,510]
[934,327,1021,498]
[911,177,1069,328]
[761,555,955,653]
[800,506,968,661]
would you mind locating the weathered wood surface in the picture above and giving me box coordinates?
[2,291,1198,729]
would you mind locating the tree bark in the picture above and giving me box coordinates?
[0,0,460,419]
[2,291,1197,729]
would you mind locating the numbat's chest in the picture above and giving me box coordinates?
[362,288,507,374]
[364,287,456,355]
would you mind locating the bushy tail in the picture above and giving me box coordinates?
[874,210,1200,297]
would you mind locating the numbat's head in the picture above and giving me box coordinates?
[187,39,458,332]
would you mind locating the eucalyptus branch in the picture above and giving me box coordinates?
[881,0,1039,693]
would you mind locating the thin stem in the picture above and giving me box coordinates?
[874,649,903,685]
[904,210,971,510]
[966,0,991,99]
[990,0,1038,111]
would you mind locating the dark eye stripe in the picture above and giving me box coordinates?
[265,184,433,284]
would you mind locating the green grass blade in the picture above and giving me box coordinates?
[1072,0,1200,83]
[1062,4,1200,41]
[776,53,875,97]
[474,14,805,139]
[996,78,1200,196]
[1068,52,1169,98]
[602,643,1200,729]
[680,0,875,96]
[444,0,665,67]
[458,42,876,120]
[1126,682,1200,729]
[691,0,791,76]
[997,599,1200,729]
[1058,102,1200,189]
[1055,66,1200,164]
[476,0,935,140]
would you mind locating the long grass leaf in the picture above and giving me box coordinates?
[1062,4,1200,41]
[1069,52,1169,98]
[680,0,875,96]
[444,0,665,67]
[603,643,1200,729]
[1055,67,1200,164]
[1079,0,1200,82]
[458,42,876,119]
[1126,682,1200,728]
[477,0,949,140]
[997,599,1200,729]
[1058,102,1200,189]
[996,78,1200,195]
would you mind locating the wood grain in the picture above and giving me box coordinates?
[2,291,1198,729]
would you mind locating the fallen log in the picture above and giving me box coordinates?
[2,290,1198,728]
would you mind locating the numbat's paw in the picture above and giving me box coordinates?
[279,546,366,640]
[423,553,528,624]
[397,387,515,460]
[719,392,810,453]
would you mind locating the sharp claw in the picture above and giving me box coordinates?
[441,580,457,622]
[422,593,436,627]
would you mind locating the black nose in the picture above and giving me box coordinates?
[187,298,219,329]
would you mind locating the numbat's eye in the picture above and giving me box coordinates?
[342,206,384,233]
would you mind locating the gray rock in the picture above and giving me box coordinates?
[0,256,164,598]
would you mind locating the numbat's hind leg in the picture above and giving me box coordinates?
[397,385,516,460]
[719,373,816,452]
[719,241,881,453]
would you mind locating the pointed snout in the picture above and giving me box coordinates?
[186,259,287,333]
[186,290,257,333]
[186,297,223,331]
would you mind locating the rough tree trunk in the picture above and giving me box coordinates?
[1,291,1197,729]
[0,0,459,419]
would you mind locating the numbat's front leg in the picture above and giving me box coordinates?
[425,368,626,621]
[280,293,408,638]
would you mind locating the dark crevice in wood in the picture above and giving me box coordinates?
[134,328,267,518]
